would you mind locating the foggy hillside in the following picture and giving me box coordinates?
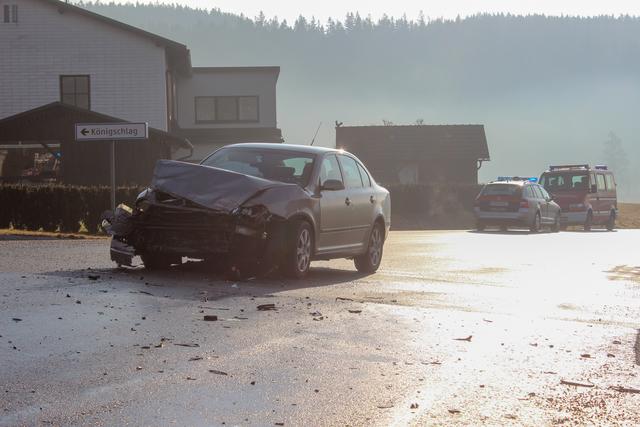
[79,2,640,201]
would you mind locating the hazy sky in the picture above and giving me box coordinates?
[108,0,640,22]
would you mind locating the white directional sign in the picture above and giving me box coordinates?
[75,122,148,141]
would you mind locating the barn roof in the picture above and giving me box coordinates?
[336,125,490,160]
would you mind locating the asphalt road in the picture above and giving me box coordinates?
[1,230,639,426]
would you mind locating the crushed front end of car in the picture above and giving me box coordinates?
[101,160,302,276]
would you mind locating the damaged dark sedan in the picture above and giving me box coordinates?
[103,143,391,278]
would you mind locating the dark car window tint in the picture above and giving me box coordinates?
[357,162,371,187]
[339,155,364,188]
[596,174,606,191]
[319,155,343,186]
[481,184,519,196]
[605,174,615,191]
[201,148,315,186]
[540,174,565,190]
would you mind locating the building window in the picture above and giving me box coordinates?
[3,4,17,23]
[60,75,90,109]
[195,96,259,123]
[3,4,18,23]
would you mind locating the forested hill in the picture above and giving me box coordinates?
[78,2,640,200]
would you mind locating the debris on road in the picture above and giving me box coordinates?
[88,274,100,280]
[174,343,200,348]
[580,353,591,358]
[454,335,473,342]
[377,403,394,409]
[560,379,594,388]
[139,290,154,296]
[609,385,640,394]
[336,297,354,302]
[203,315,218,321]
[135,366,142,370]
[208,370,228,376]
[186,376,196,380]
[410,403,419,409]
[257,304,276,311]
[348,309,362,314]
[11,318,22,322]
[189,356,203,361]
[612,340,622,344]
[448,409,461,414]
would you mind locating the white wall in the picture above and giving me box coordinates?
[0,0,168,130]
[176,69,277,129]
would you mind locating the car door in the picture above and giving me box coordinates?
[531,185,548,222]
[594,173,608,223]
[337,154,370,248]
[538,185,557,223]
[316,154,356,253]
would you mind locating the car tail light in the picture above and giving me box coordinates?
[520,199,529,208]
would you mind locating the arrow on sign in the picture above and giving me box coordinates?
[81,128,89,136]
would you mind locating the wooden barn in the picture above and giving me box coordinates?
[0,102,190,186]
[336,125,490,185]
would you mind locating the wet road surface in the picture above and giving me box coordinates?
[1,230,639,426]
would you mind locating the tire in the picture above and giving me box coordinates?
[529,212,541,233]
[354,222,384,273]
[551,213,561,233]
[476,221,486,231]
[282,220,313,279]
[606,211,616,231]
[141,252,179,270]
[584,211,593,232]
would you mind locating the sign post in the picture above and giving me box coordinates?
[75,122,148,211]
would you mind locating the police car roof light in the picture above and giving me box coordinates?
[549,164,589,171]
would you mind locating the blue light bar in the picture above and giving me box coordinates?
[497,176,537,182]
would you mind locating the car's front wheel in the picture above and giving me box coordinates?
[606,211,616,231]
[355,222,384,273]
[551,213,561,233]
[282,220,313,279]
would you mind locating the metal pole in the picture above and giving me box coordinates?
[110,140,116,212]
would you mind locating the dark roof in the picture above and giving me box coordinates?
[0,102,191,149]
[38,0,191,74]
[336,125,490,160]
[193,66,280,80]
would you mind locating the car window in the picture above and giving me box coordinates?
[596,174,606,191]
[605,174,615,191]
[201,147,315,186]
[338,155,364,188]
[481,184,520,196]
[357,162,371,187]
[538,186,551,200]
[319,155,343,186]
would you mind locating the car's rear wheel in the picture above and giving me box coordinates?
[551,213,561,233]
[282,220,313,279]
[584,211,593,231]
[141,252,179,270]
[606,211,616,231]
[529,212,541,233]
[476,221,486,231]
[354,222,384,273]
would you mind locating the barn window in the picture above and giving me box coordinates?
[195,96,259,123]
[60,75,90,110]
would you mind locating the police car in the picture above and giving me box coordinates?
[474,177,562,232]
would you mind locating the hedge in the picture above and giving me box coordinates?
[0,183,483,234]
[0,185,142,233]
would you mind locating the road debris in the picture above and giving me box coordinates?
[336,297,354,302]
[410,403,419,409]
[11,318,22,322]
[87,274,100,280]
[139,290,154,296]
[377,403,394,409]
[560,379,594,388]
[186,376,196,380]
[609,385,640,394]
[135,366,142,371]
[454,335,473,342]
[448,409,461,414]
[257,304,276,311]
[203,315,218,321]
[189,356,203,361]
[209,370,228,376]
[348,309,362,314]
[580,353,591,358]
[174,343,200,348]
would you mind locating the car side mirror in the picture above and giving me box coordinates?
[590,184,597,193]
[321,179,345,191]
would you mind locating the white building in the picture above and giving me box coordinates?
[0,0,282,170]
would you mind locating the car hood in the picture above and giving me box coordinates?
[150,160,298,212]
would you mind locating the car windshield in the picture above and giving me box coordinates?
[540,173,589,192]
[481,184,520,196]
[201,147,315,186]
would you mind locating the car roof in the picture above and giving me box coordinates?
[486,180,533,186]
[223,143,342,156]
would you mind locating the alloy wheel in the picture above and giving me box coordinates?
[296,228,312,273]
[369,226,383,266]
